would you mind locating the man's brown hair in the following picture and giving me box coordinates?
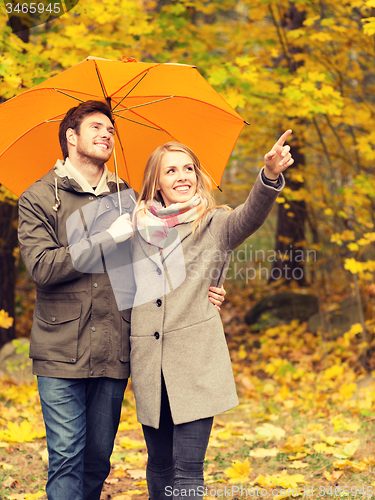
[59,100,114,160]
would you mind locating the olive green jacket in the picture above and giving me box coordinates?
[18,161,134,379]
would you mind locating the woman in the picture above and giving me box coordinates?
[130,130,293,500]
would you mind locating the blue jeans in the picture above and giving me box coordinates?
[38,376,128,500]
[142,376,213,500]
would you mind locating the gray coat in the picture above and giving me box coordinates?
[18,165,134,379]
[130,171,284,428]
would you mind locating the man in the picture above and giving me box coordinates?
[18,100,224,500]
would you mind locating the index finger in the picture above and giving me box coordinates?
[275,129,292,146]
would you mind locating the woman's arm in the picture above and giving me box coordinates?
[210,130,294,252]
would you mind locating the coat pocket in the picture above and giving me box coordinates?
[119,309,131,362]
[29,301,82,363]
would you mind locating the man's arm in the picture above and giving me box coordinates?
[18,189,85,287]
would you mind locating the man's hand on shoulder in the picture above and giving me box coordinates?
[209,286,226,311]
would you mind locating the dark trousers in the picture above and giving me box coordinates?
[38,376,128,500]
[142,377,213,500]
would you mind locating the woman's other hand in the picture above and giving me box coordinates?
[209,286,226,311]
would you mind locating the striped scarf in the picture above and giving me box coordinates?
[136,194,206,248]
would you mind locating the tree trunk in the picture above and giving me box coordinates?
[0,25,29,349]
[269,145,307,285]
[269,2,308,285]
[0,197,18,347]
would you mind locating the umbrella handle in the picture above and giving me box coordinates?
[113,147,122,215]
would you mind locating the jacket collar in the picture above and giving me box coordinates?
[53,159,128,195]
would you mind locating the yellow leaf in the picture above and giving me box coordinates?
[0,420,43,443]
[350,461,368,472]
[134,480,147,488]
[249,447,279,458]
[124,452,147,468]
[323,470,343,481]
[119,437,145,450]
[224,459,252,484]
[127,469,146,480]
[217,430,233,441]
[323,364,344,379]
[333,439,360,459]
[255,470,305,489]
[288,453,307,461]
[333,459,353,469]
[288,461,309,469]
[0,462,14,470]
[255,423,286,441]
[282,435,306,453]
[0,310,13,329]
[39,448,49,462]
[314,443,329,454]
[339,383,357,400]
[347,242,359,252]
[118,421,139,431]
[25,492,45,499]
[363,456,375,466]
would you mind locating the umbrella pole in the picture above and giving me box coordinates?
[113,147,122,215]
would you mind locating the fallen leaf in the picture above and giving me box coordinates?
[288,453,307,461]
[255,423,286,441]
[333,439,360,459]
[2,476,19,488]
[39,448,48,463]
[134,480,148,488]
[224,459,252,483]
[288,461,309,469]
[282,435,307,453]
[119,437,145,450]
[105,478,119,484]
[0,461,14,470]
[127,469,146,480]
[249,447,279,458]
[323,470,343,481]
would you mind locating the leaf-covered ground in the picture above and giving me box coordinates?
[1,281,375,500]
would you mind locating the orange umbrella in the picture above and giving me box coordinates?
[0,56,247,198]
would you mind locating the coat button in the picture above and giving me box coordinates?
[156,299,162,307]
[92,327,96,332]
[51,317,56,322]
[89,196,94,200]
[93,283,98,288]
[154,332,160,339]
[156,268,162,275]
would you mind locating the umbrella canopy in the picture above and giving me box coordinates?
[0,56,247,197]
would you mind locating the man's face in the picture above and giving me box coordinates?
[70,112,115,165]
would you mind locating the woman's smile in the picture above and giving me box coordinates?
[157,151,197,207]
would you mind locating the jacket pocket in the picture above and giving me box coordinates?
[119,310,131,362]
[29,301,82,363]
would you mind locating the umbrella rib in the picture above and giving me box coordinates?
[94,61,110,105]
[113,114,164,131]
[55,89,85,103]
[114,96,174,112]
[112,72,149,112]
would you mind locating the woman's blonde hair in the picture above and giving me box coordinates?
[137,142,231,230]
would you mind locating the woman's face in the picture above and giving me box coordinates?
[157,151,198,207]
